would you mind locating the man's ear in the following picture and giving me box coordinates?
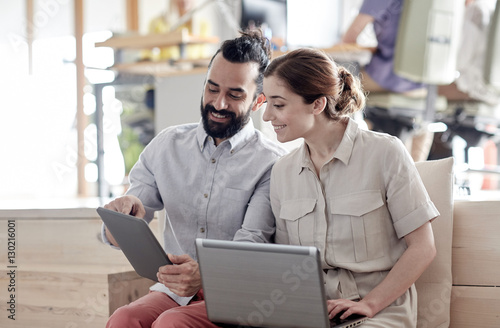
[312,96,327,115]
[251,93,267,112]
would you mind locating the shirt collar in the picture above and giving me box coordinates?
[196,118,256,153]
[334,117,358,165]
[296,118,359,174]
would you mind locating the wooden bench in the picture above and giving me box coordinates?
[0,202,159,327]
[0,264,152,327]
[0,198,499,327]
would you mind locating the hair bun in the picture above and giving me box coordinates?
[336,66,349,95]
[334,66,366,116]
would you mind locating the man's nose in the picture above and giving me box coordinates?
[214,93,228,110]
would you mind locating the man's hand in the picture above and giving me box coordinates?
[104,195,146,218]
[157,254,202,297]
[103,195,146,247]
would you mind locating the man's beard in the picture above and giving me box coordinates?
[201,102,252,140]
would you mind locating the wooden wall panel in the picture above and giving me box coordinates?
[450,286,500,328]
[452,201,500,286]
[0,217,160,266]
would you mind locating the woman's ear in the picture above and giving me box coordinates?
[251,93,267,112]
[312,96,327,115]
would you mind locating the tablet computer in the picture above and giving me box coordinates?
[97,207,172,282]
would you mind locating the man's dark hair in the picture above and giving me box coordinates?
[208,29,272,96]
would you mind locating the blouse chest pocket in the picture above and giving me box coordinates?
[330,190,386,263]
[278,199,317,246]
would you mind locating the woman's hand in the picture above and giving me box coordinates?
[327,299,374,321]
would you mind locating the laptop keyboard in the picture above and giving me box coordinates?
[330,312,367,327]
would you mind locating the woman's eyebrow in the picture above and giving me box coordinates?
[268,95,286,100]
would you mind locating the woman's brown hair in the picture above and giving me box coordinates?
[264,48,366,121]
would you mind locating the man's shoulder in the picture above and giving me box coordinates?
[272,146,301,169]
[142,123,199,154]
[155,123,199,140]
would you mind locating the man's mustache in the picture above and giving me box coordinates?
[205,104,235,119]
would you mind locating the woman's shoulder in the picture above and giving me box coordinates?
[358,127,405,149]
[353,128,411,166]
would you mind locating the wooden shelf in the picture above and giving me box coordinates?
[108,59,210,77]
[95,29,219,50]
[322,43,376,54]
[272,43,375,58]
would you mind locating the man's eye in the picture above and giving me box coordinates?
[208,88,218,93]
[229,94,242,100]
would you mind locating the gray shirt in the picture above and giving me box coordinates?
[103,118,287,303]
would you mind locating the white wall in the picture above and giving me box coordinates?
[154,72,206,133]
[287,0,342,48]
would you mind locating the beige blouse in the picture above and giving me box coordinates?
[270,118,439,317]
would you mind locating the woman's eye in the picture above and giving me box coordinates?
[273,104,284,108]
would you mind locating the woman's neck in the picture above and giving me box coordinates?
[305,118,348,175]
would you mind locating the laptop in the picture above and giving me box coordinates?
[96,207,172,282]
[195,238,367,328]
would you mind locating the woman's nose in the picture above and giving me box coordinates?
[262,104,272,122]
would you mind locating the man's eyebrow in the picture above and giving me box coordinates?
[207,80,219,87]
[229,87,246,93]
[207,79,246,93]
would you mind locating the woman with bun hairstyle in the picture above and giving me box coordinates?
[263,48,439,327]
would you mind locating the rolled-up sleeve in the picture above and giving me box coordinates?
[384,138,439,238]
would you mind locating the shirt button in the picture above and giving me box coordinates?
[200,227,205,233]
[211,158,216,163]
[204,193,208,198]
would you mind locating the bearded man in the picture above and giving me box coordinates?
[102,29,287,328]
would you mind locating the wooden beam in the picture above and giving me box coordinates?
[126,0,139,32]
[26,0,34,75]
[75,0,88,197]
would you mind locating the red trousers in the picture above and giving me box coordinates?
[106,289,221,328]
